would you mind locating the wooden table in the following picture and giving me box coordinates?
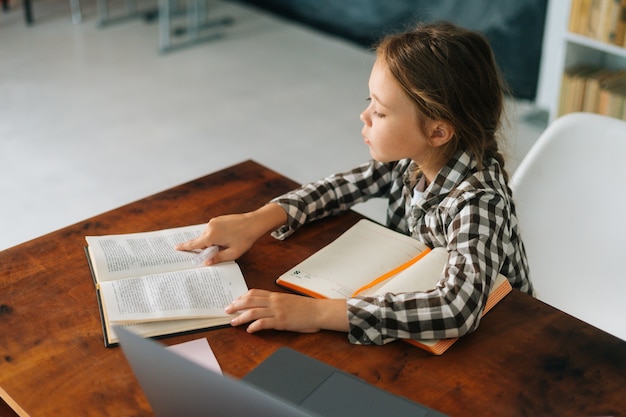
[1,160,625,417]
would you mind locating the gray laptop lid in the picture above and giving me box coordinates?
[244,346,448,417]
[116,326,447,417]
[115,326,315,417]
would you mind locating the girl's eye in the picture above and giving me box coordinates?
[366,97,385,118]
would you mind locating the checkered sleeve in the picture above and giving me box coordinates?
[270,160,396,240]
[347,188,509,345]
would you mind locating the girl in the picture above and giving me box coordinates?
[177,22,532,345]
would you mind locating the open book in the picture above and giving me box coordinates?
[85,224,248,347]
[276,219,512,355]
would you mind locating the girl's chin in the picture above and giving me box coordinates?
[368,151,388,163]
[366,144,393,163]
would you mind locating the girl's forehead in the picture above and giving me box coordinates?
[369,58,392,88]
[369,59,407,103]
[372,56,388,74]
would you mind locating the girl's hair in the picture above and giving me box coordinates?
[376,22,510,181]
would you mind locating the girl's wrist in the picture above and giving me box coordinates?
[316,298,349,332]
[244,203,288,239]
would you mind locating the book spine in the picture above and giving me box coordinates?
[276,279,329,300]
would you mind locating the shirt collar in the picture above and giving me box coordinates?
[428,149,475,197]
[407,149,476,207]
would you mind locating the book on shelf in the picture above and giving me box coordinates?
[598,70,626,117]
[616,1,626,45]
[85,224,249,347]
[276,219,512,355]
[582,68,615,112]
[559,65,626,119]
[559,66,599,116]
[569,0,626,47]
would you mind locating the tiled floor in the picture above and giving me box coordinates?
[0,0,547,251]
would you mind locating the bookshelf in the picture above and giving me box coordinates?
[536,0,626,121]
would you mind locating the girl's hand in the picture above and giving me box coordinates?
[225,289,349,334]
[175,204,288,265]
[175,213,260,265]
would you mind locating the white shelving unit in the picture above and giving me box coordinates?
[536,0,626,122]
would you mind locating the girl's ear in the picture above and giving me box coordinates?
[428,120,455,148]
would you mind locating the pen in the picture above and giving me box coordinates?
[191,245,219,266]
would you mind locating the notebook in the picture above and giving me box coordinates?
[115,326,448,417]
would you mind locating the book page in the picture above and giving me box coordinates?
[277,220,427,298]
[99,262,248,323]
[86,224,206,282]
[360,248,449,296]
[106,317,232,346]
[362,248,511,297]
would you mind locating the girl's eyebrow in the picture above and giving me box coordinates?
[370,93,391,109]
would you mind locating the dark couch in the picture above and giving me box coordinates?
[237,0,548,100]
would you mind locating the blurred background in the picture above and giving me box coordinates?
[0,0,548,250]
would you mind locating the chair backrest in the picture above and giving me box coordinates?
[511,112,626,341]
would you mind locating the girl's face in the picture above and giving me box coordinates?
[360,58,445,181]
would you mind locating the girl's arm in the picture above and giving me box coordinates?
[270,160,399,240]
[177,160,401,262]
[225,290,349,333]
[347,190,510,345]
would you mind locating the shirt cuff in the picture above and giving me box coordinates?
[268,198,303,240]
[346,297,389,345]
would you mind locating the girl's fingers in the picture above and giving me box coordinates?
[225,290,270,313]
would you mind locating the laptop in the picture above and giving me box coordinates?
[115,326,448,417]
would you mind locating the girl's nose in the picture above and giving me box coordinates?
[360,110,370,126]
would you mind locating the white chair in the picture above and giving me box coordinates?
[511,112,626,341]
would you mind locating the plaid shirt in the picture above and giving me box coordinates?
[271,150,532,345]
